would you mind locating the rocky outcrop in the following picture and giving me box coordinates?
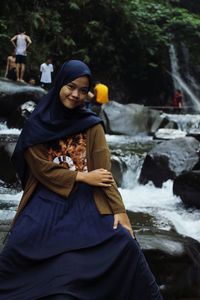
[0,78,46,120]
[100,101,178,136]
[111,156,127,187]
[138,229,200,299]
[127,210,200,299]
[139,137,200,187]
[173,170,200,208]
[0,137,19,186]
[6,101,37,129]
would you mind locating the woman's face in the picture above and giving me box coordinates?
[59,76,89,109]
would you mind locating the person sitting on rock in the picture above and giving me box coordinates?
[4,52,17,81]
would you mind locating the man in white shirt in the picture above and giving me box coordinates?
[10,30,32,82]
[40,58,54,90]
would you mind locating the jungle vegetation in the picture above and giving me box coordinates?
[1,0,200,102]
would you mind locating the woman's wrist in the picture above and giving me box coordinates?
[76,171,86,183]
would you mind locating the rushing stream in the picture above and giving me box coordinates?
[107,133,200,242]
[1,116,200,243]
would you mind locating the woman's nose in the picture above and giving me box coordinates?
[71,88,79,98]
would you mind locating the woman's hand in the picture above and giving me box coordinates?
[76,169,114,187]
[113,213,136,239]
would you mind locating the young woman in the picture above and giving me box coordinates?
[0,60,163,300]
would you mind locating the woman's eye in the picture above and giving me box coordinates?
[67,84,74,89]
[80,89,88,94]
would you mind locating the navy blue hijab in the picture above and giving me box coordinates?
[12,60,101,188]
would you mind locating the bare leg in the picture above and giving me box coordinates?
[16,63,20,81]
[20,63,25,81]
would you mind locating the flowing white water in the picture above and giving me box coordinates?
[107,134,200,242]
[0,192,22,221]
[1,181,200,241]
[0,122,21,135]
[1,126,200,243]
[161,113,200,132]
[120,181,200,242]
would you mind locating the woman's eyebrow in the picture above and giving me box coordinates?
[68,82,76,86]
[70,82,89,89]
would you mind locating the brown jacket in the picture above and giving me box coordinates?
[14,124,126,221]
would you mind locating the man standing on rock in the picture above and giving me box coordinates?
[10,30,32,82]
[40,58,54,90]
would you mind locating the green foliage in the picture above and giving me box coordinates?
[0,0,200,99]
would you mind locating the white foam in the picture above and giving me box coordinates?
[106,134,153,144]
[0,122,21,135]
[120,180,200,242]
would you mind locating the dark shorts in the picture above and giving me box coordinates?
[40,82,52,90]
[16,55,26,64]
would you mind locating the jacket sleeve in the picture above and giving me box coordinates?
[24,144,78,198]
[92,125,126,213]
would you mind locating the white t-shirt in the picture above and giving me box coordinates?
[40,63,54,83]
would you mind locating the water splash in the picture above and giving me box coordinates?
[162,113,200,131]
[0,122,21,135]
[120,180,200,242]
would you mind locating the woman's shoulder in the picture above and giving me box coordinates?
[87,123,105,139]
[26,143,48,157]
[88,122,104,133]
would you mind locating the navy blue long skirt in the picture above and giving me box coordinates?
[0,183,163,300]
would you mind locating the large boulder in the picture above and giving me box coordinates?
[6,100,37,129]
[0,77,46,119]
[100,101,178,136]
[111,155,127,187]
[139,137,200,187]
[173,170,200,208]
[127,210,200,298]
[137,229,200,299]
[0,137,19,186]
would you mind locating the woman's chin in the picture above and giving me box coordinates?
[62,100,79,109]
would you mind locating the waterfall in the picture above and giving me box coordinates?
[169,44,200,112]
[181,43,200,98]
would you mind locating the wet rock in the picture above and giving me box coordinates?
[127,210,200,299]
[187,129,200,142]
[111,156,127,187]
[0,141,18,185]
[0,77,46,119]
[101,101,164,135]
[137,228,200,299]
[7,101,37,129]
[173,170,200,208]
[150,116,178,136]
[139,137,200,187]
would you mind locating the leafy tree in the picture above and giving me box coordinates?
[0,0,200,103]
